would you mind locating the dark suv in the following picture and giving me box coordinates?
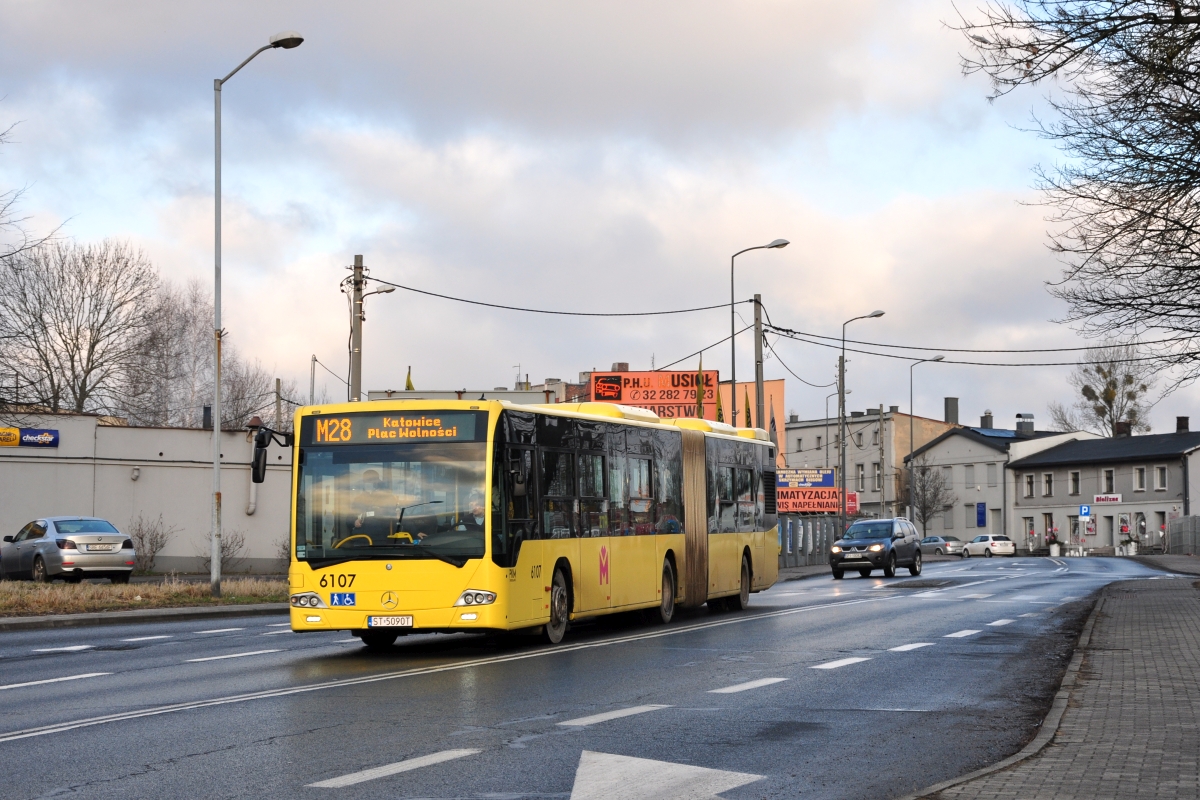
[830,518,922,579]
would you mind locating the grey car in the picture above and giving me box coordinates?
[1,517,135,583]
[920,536,964,557]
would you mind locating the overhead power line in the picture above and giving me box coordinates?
[763,336,836,388]
[655,326,752,372]
[368,276,750,317]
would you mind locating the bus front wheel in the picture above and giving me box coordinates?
[727,555,751,611]
[653,559,676,625]
[544,567,569,644]
[359,631,398,651]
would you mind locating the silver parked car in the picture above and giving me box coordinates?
[920,535,964,556]
[1,517,135,583]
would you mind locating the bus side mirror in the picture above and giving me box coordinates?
[252,429,269,484]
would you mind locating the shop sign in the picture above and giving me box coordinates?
[589,370,719,420]
[0,428,59,448]
[1093,494,1121,504]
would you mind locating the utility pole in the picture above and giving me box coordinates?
[309,355,316,405]
[349,254,364,402]
[275,378,282,430]
[879,404,886,518]
[838,354,846,535]
[753,294,765,430]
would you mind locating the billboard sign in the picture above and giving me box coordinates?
[0,428,59,448]
[777,468,835,488]
[775,468,841,513]
[846,491,859,515]
[589,370,719,420]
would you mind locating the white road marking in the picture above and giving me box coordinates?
[1019,613,1040,618]
[569,750,763,799]
[121,635,172,642]
[307,749,480,789]
[1011,595,1038,600]
[558,705,671,727]
[185,649,281,663]
[988,619,1015,626]
[1059,596,1078,602]
[0,592,923,744]
[335,638,360,643]
[960,593,994,599]
[0,673,111,692]
[944,630,981,638]
[265,622,290,627]
[195,628,244,634]
[709,678,788,694]
[889,643,935,652]
[33,645,93,653]
[262,630,293,636]
[811,657,871,669]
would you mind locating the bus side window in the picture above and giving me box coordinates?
[608,455,628,536]
[629,456,655,535]
[718,466,736,533]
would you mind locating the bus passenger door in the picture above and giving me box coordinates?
[503,447,543,625]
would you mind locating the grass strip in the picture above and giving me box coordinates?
[0,577,286,617]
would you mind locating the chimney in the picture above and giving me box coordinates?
[788,414,798,423]
[944,397,959,425]
[202,405,213,430]
[980,410,994,430]
[889,405,899,414]
[1113,421,1132,438]
[1016,413,1035,435]
[611,362,629,372]
[1177,416,1190,433]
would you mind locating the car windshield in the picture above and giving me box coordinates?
[844,521,893,539]
[54,520,118,534]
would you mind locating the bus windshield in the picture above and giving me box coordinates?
[295,442,487,566]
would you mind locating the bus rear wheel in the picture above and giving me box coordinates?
[653,559,676,625]
[544,567,569,644]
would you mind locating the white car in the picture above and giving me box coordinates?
[962,534,1016,558]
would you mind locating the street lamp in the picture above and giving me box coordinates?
[730,239,788,427]
[825,388,849,468]
[908,355,945,527]
[839,310,884,534]
[211,31,303,598]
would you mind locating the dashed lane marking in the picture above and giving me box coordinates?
[307,749,480,789]
[558,705,671,727]
[185,649,282,663]
[944,630,982,638]
[811,657,872,670]
[988,619,1015,626]
[960,594,994,599]
[888,643,935,652]
[1019,613,1040,618]
[195,628,244,634]
[121,635,172,642]
[0,673,111,691]
[262,630,293,636]
[32,645,93,653]
[265,623,290,627]
[709,678,788,694]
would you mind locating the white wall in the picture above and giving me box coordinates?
[0,415,292,573]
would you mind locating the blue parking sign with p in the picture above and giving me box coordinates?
[1080,504,1091,517]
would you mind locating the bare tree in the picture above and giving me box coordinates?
[1049,342,1154,434]
[0,118,61,260]
[902,454,959,535]
[128,513,178,573]
[958,3,1200,388]
[0,240,157,415]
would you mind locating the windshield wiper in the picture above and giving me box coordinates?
[413,549,470,568]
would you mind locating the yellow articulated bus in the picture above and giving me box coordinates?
[287,399,780,648]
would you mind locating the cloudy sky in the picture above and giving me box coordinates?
[1,1,1189,433]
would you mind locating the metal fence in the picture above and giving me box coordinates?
[777,515,837,569]
[1166,516,1200,555]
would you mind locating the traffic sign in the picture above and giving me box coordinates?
[1079,504,1091,517]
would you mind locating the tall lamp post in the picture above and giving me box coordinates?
[824,388,849,468]
[211,31,304,598]
[839,310,885,534]
[907,355,944,525]
[730,239,788,427]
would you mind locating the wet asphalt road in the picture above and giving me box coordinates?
[0,556,1170,799]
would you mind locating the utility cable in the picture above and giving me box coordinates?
[654,326,752,372]
[763,335,836,388]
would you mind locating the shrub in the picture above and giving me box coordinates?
[128,513,177,573]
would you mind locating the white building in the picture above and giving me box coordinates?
[0,413,291,573]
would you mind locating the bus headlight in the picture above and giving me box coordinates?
[290,592,328,608]
[454,589,496,607]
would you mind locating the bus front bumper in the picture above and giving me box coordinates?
[289,603,507,633]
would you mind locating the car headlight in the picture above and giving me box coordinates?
[830,546,842,554]
[868,543,883,552]
[289,592,327,609]
[453,589,497,607]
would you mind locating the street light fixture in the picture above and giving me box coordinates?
[211,31,303,599]
[730,239,788,427]
[908,355,944,526]
[838,310,885,534]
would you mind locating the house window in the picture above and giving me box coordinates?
[816,436,822,450]
[964,464,976,489]
[943,504,954,529]
[965,504,976,528]
[797,438,803,452]
[1103,469,1115,494]
[986,463,997,487]
[872,428,879,446]
[1134,467,1146,491]
[1155,466,1168,491]
[943,465,953,490]
[1069,471,1080,496]
[855,432,863,447]
[856,463,865,492]
[1043,473,1054,497]
[1024,474,1035,498]
[873,462,882,491]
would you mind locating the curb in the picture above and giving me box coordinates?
[0,603,288,632]
[896,588,1106,800]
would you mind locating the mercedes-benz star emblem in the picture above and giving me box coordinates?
[381,591,398,609]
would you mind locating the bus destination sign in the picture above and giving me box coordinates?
[590,370,720,420]
[305,412,480,445]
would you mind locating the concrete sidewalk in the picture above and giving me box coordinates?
[908,560,1200,799]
